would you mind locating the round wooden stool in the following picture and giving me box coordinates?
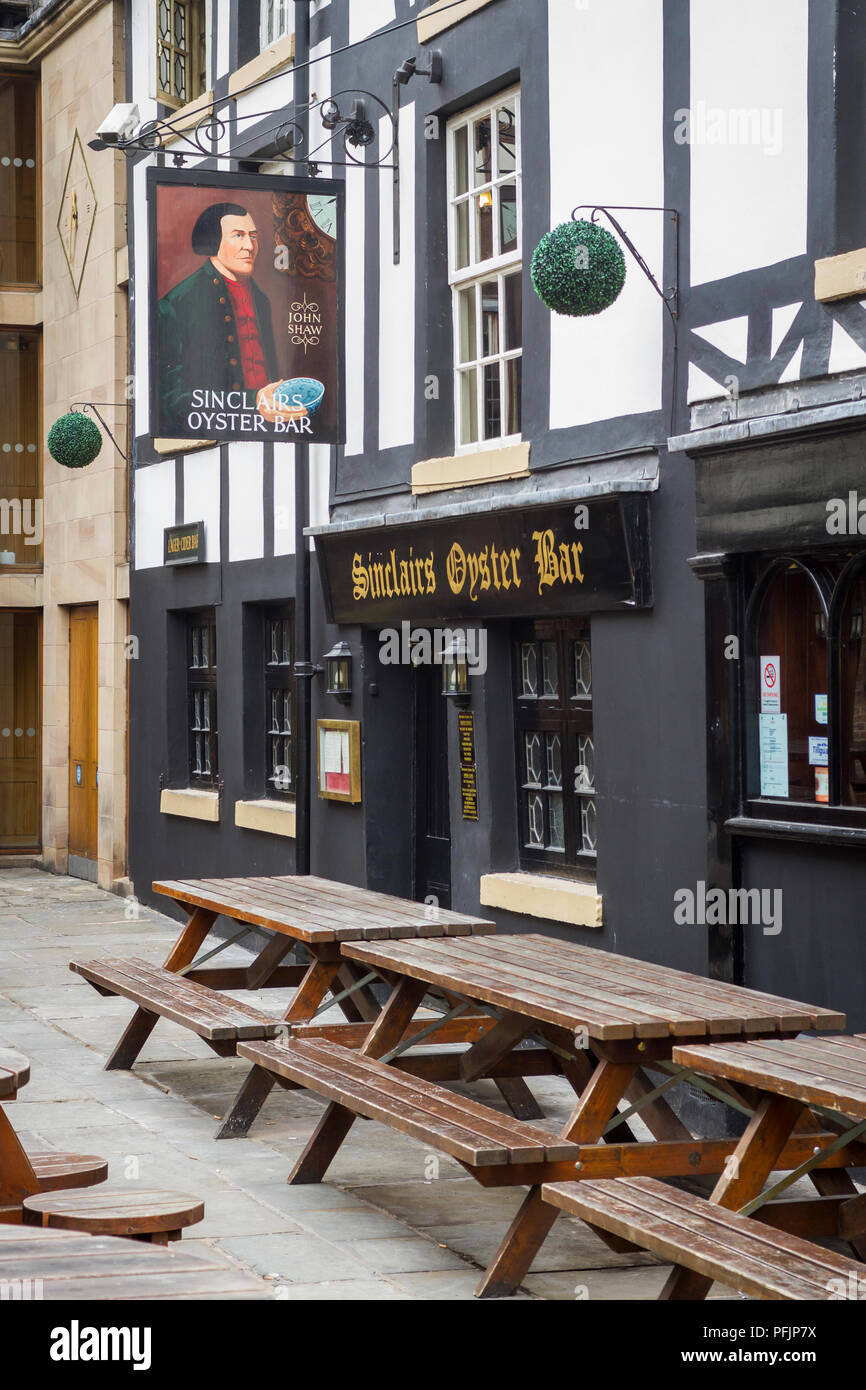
[29,1153,108,1192]
[22,1189,204,1245]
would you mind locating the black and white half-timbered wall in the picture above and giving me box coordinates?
[126,0,866,1030]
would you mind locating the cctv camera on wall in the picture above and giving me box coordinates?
[95,103,140,147]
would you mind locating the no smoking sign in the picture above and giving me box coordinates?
[760,655,781,712]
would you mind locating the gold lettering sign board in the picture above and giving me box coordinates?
[319,499,651,624]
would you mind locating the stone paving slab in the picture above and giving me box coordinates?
[0,866,753,1302]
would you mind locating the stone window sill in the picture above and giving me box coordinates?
[160,788,220,822]
[411,442,530,495]
[234,798,297,838]
[480,871,602,929]
[153,438,217,455]
[418,0,500,42]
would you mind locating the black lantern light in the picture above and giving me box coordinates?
[442,637,470,707]
[324,641,353,703]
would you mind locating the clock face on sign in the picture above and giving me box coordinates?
[57,131,98,296]
[307,194,337,240]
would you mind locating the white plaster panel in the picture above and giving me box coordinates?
[548,0,664,428]
[771,303,803,357]
[828,321,866,375]
[779,341,804,384]
[228,445,265,562]
[344,147,366,456]
[131,158,151,439]
[687,362,728,405]
[379,103,416,449]
[307,40,332,171]
[183,448,221,563]
[131,0,158,126]
[689,0,808,286]
[693,317,749,363]
[134,459,176,571]
[309,443,330,535]
[274,443,296,556]
[214,0,230,86]
[350,0,395,44]
[236,71,295,134]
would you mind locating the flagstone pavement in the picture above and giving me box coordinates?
[0,866,743,1301]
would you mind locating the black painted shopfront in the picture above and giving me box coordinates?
[682,411,866,1031]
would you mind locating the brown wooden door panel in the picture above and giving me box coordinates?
[68,605,98,860]
[0,609,40,850]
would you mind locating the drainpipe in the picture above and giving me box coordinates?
[293,0,312,875]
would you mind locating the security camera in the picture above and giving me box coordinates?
[96,103,140,146]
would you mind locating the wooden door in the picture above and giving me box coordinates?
[68,606,98,863]
[0,610,40,851]
[413,657,452,909]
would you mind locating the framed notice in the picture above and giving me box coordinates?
[316,719,361,803]
[148,168,344,445]
[759,712,789,798]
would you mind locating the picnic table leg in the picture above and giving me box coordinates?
[105,907,217,1071]
[288,976,428,1185]
[215,952,345,1140]
[334,963,380,1023]
[475,1057,638,1299]
[660,1092,804,1301]
[459,1014,544,1121]
[0,1103,39,1207]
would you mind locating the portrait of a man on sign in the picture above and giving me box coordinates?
[150,174,342,445]
[158,202,281,433]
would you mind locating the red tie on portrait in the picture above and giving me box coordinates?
[223,276,270,390]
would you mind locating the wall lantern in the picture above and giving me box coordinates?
[324,641,353,703]
[442,639,470,707]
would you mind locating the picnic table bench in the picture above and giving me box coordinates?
[541,1177,865,1300]
[242,932,849,1298]
[70,875,515,1139]
[543,1034,866,1300]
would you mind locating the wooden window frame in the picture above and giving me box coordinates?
[0,326,42,575]
[0,607,42,855]
[156,0,207,109]
[260,0,292,51]
[186,609,218,788]
[263,605,296,799]
[514,618,595,877]
[0,72,40,291]
[447,88,522,456]
[743,551,866,829]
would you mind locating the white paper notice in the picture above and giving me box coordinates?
[808,736,829,766]
[322,730,346,774]
[760,656,781,713]
[759,713,789,797]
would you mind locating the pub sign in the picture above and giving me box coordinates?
[148,169,344,445]
[316,497,652,624]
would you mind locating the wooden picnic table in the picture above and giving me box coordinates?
[72,875,498,1139]
[0,1223,268,1299]
[250,932,849,1298]
[653,1033,866,1298]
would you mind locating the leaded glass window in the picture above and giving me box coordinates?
[515,619,594,872]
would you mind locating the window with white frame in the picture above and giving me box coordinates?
[260,0,292,49]
[447,90,522,451]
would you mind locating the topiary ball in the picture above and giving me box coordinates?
[531,219,626,316]
[47,412,103,468]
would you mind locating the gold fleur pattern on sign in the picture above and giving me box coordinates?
[288,292,322,354]
[57,131,98,296]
